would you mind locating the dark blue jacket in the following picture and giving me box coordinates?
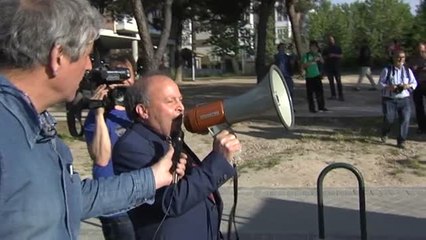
[112,123,236,240]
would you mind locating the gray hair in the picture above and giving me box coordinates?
[125,79,150,121]
[0,0,103,69]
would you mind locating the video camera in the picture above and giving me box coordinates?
[393,85,405,94]
[83,61,131,86]
[66,45,133,137]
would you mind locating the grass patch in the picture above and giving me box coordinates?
[389,168,404,176]
[239,154,284,172]
[392,155,426,177]
[55,121,85,143]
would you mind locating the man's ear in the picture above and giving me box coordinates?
[49,45,63,77]
[135,104,149,120]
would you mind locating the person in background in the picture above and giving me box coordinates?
[112,73,241,240]
[302,40,328,113]
[355,41,377,91]
[323,34,344,101]
[388,39,402,63]
[275,43,295,100]
[378,49,417,149]
[408,42,426,134]
[0,0,185,239]
[83,53,137,240]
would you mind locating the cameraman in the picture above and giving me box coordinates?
[378,49,417,149]
[83,53,137,240]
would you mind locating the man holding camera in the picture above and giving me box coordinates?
[83,53,137,240]
[378,49,417,149]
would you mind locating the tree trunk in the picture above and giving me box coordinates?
[255,0,276,83]
[131,0,155,72]
[172,15,184,82]
[231,57,241,74]
[131,0,173,72]
[153,0,174,69]
[286,0,303,73]
[191,18,197,80]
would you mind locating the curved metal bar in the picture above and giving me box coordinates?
[317,162,367,240]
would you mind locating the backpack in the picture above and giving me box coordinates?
[385,65,411,84]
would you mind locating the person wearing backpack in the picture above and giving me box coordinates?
[378,49,417,149]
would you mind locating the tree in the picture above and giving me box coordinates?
[131,0,173,72]
[255,0,276,82]
[89,0,174,72]
[408,0,426,48]
[170,0,251,80]
[307,0,413,66]
[254,0,315,82]
[284,0,313,63]
[208,21,254,74]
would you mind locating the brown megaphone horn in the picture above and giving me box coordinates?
[184,65,294,134]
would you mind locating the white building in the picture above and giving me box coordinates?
[181,2,292,74]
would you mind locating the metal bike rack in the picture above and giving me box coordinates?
[317,162,367,240]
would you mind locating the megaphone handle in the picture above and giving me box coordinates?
[207,123,230,136]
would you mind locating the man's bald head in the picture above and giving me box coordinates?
[125,72,183,122]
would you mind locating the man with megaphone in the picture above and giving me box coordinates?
[112,73,241,240]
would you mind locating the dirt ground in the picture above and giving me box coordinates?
[62,74,426,188]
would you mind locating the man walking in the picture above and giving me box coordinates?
[355,41,377,91]
[378,50,417,149]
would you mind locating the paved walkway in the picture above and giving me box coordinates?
[80,187,426,239]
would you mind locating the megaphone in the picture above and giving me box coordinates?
[184,65,294,134]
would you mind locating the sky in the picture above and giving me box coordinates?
[331,0,420,14]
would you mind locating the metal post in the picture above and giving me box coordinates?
[190,19,196,81]
[317,162,367,240]
[132,40,138,63]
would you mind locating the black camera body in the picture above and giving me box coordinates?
[393,85,405,94]
[84,65,131,86]
[81,61,131,110]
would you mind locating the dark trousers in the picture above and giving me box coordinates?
[381,97,411,144]
[306,76,325,111]
[284,76,294,100]
[327,68,343,98]
[413,83,426,131]
[100,215,136,240]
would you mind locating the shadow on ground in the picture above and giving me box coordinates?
[222,197,426,239]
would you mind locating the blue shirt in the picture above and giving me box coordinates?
[0,75,155,240]
[378,65,417,98]
[84,108,131,178]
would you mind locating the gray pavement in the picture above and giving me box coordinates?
[80,187,426,240]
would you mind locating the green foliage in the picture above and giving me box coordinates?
[208,21,255,58]
[197,0,251,24]
[410,0,426,46]
[307,0,414,67]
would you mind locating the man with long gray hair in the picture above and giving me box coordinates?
[0,0,186,239]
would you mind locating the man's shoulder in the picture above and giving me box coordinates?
[115,124,159,149]
[116,125,146,145]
